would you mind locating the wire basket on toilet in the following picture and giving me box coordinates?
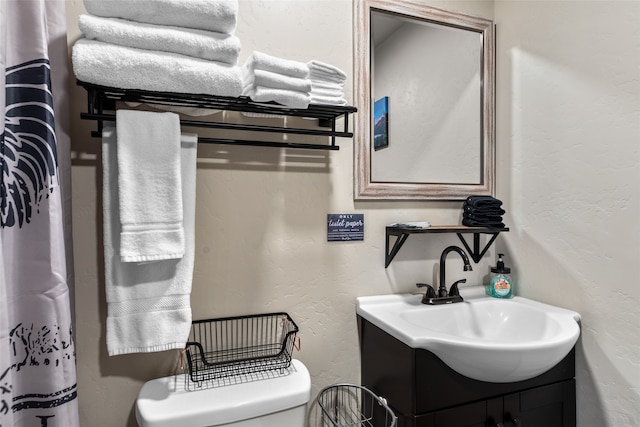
[183,312,299,389]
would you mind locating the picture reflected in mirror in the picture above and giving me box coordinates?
[373,96,389,151]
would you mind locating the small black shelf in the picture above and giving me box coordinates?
[77,81,357,151]
[385,225,509,267]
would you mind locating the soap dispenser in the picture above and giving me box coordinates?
[488,254,513,298]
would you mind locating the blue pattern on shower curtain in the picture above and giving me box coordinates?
[0,1,79,426]
[2,59,59,228]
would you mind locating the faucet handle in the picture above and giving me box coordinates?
[416,283,437,303]
[449,279,466,297]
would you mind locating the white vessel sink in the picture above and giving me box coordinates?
[356,291,581,383]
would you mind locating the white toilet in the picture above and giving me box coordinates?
[135,359,311,427]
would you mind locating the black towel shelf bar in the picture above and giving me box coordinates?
[77,80,357,151]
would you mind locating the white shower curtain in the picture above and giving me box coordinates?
[0,1,79,426]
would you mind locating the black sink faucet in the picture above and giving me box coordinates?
[439,246,473,298]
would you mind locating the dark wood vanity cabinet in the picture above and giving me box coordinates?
[416,380,576,427]
[358,317,576,427]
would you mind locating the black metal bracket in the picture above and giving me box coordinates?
[455,232,501,263]
[77,81,357,151]
[385,225,509,268]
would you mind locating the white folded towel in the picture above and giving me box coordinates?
[309,74,347,106]
[72,39,243,97]
[84,0,238,34]
[116,110,184,262]
[244,86,311,109]
[309,72,347,85]
[308,60,347,82]
[310,94,348,106]
[243,69,311,93]
[244,51,309,79]
[79,14,241,64]
[310,86,344,98]
[310,80,345,90]
[103,126,198,356]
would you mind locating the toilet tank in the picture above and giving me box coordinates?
[136,359,311,427]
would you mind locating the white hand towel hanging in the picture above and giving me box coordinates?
[116,110,184,262]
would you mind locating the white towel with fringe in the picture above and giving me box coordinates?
[103,126,198,356]
[84,0,238,34]
[72,39,243,97]
[79,14,241,64]
[116,110,184,262]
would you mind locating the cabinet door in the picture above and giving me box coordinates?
[503,380,576,427]
[415,400,487,427]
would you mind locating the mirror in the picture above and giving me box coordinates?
[354,0,495,200]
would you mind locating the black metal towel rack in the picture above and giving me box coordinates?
[78,81,357,151]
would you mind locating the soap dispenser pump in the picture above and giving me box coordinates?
[488,253,513,298]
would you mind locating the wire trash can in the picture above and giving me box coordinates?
[316,383,397,427]
[183,312,299,389]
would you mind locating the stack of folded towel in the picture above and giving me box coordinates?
[307,60,348,106]
[241,51,312,109]
[72,0,243,97]
[241,52,350,109]
[462,196,506,228]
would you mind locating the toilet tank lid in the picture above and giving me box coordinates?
[136,359,311,427]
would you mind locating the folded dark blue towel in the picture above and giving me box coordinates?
[462,218,505,228]
[465,196,503,208]
[462,196,506,228]
[463,212,503,222]
[463,205,506,216]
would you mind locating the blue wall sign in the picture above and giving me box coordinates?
[327,214,364,242]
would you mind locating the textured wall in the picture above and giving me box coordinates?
[66,0,640,426]
[495,1,640,426]
[67,1,494,426]
[67,1,640,426]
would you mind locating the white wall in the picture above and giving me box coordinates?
[495,1,640,426]
[67,1,495,426]
[374,21,481,183]
[68,1,640,425]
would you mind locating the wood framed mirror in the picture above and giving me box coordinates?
[354,0,495,200]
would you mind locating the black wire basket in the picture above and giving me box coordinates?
[184,312,299,387]
[316,384,398,427]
